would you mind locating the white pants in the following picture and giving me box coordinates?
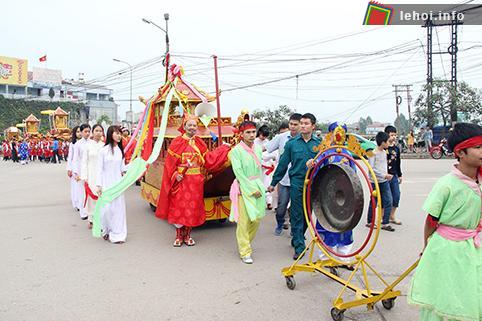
[78,180,87,219]
[316,243,354,263]
[84,197,98,223]
[262,172,273,205]
[70,177,83,211]
[101,194,127,243]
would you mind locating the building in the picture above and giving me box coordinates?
[0,55,118,124]
[347,122,360,134]
[366,122,389,135]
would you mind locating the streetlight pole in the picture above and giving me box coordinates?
[142,13,170,82]
[113,58,133,129]
[164,13,169,55]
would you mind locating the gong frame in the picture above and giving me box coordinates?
[282,144,419,321]
[303,146,382,266]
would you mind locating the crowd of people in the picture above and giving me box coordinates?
[405,126,434,153]
[1,137,68,165]
[67,124,132,244]
[148,112,409,265]
[153,116,481,321]
[61,113,410,257]
[1,112,478,321]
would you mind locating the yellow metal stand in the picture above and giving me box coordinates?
[281,238,419,321]
[281,142,419,321]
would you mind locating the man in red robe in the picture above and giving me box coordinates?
[155,115,230,247]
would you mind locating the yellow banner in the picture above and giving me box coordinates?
[0,56,28,86]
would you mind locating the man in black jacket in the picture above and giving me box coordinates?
[385,125,402,226]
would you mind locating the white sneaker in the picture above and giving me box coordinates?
[241,255,253,264]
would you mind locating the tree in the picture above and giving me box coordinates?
[252,105,296,137]
[358,117,367,134]
[358,116,374,134]
[48,88,55,100]
[0,96,86,132]
[414,80,482,127]
[317,122,330,133]
[394,113,410,135]
[97,114,112,125]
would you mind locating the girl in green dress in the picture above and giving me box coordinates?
[408,122,482,321]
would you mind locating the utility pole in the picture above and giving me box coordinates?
[422,18,462,127]
[295,75,299,100]
[406,84,413,129]
[423,19,434,127]
[449,19,458,126]
[393,84,413,128]
[393,85,401,119]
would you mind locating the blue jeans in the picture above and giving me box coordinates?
[388,175,400,208]
[367,181,392,225]
[275,184,290,229]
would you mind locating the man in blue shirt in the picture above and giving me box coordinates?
[52,138,60,164]
[265,113,302,236]
[268,113,320,260]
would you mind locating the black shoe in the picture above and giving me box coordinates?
[340,264,355,271]
[81,216,88,221]
[381,224,395,232]
[293,252,304,260]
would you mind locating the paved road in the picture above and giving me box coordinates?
[0,159,454,321]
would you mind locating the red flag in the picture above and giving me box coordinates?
[39,55,47,62]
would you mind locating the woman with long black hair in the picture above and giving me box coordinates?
[96,125,127,244]
[67,126,82,211]
[80,124,104,229]
[73,124,91,220]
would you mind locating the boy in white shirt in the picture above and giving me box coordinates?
[366,131,395,232]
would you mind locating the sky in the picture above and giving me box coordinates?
[3,0,482,125]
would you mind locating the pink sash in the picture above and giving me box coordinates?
[229,142,262,222]
[437,223,482,248]
[239,141,261,167]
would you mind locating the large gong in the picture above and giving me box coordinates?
[310,163,364,233]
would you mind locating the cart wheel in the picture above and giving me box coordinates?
[381,298,395,310]
[285,276,296,290]
[330,308,345,321]
[218,218,227,224]
[149,204,157,212]
[330,267,339,276]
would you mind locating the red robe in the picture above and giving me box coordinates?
[155,134,230,227]
[43,141,51,158]
[122,136,135,164]
[2,142,11,157]
[58,143,64,157]
[63,142,69,158]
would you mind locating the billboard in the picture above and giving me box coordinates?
[0,56,28,86]
[32,67,62,87]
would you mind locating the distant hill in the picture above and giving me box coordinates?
[0,95,86,133]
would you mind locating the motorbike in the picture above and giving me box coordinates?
[397,137,408,153]
[430,138,454,159]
